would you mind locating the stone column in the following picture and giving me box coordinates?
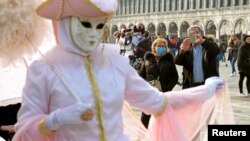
[136,0,139,13]
[122,0,125,15]
[239,0,242,5]
[156,0,159,12]
[216,27,220,41]
[162,0,165,11]
[166,0,170,11]
[190,0,193,9]
[225,0,228,6]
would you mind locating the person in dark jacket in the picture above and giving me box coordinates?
[134,31,152,59]
[175,25,220,89]
[237,35,250,95]
[139,38,178,128]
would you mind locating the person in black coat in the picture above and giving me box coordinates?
[175,25,220,89]
[237,35,250,95]
[139,38,179,128]
[0,103,21,141]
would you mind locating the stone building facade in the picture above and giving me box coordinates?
[110,0,250,41]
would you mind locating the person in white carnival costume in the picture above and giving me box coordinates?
[12,0,231,141]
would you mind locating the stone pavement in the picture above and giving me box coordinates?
[215,60,250,124]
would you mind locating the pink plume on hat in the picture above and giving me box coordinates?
[36,0,118,20]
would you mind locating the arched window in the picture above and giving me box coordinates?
[124,0,127,14]
[148,0,151,12]
[138,0,141,13]
[220,0,224,7]
[133,0,136,14]
[212,0,217,8]
[158,0,162,12]
[153,0,156,12]
[235,0,240,6]
[119,0,123,15]
[169,0,173,11]
[206,0,210,8]
[181,0,184,10]
[193,0,196,9]
[143,0,146,13]
[129,0,132,14]
[243,0,249,5]
[227,0,231,6]
[164,0,167,11]
[187,0,190,9]
[200,0,203,8]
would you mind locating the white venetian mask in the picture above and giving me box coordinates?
[69,17,106,54]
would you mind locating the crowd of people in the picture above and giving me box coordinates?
[112,23,250,97]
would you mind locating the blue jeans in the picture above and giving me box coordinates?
[230,56,237,73]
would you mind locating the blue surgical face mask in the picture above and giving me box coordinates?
[155,46,167,56]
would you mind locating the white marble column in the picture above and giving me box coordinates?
[122,0,125,15]
[166,0,170,11]
[156,0,159,12]
[216,27,220,41]
[225,0,228,6]
[178,0,181,10]
[197,0,200,8]
[161,0,165,11]
[239,0,243,5]
[190,0,193,9]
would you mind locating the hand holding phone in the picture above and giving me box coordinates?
[189,35,196,44]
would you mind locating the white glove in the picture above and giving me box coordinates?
[45,103,94,131]
[205,76,225,98]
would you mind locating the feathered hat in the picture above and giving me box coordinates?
[0,0,50,67]
[36,0,118,21]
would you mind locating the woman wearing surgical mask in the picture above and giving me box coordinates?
[139,38,179,128]
[12,0,226,141]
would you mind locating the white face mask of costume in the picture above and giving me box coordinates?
[69,17,106,54]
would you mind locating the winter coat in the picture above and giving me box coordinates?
[228,39,240,60]
[139,52,178,92]
[237,43,250,76]
[175,38,220,89]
